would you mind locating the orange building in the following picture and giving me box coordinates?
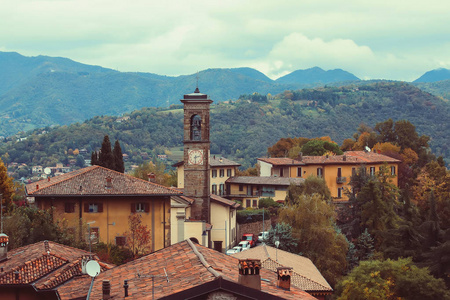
[258,151,401,202]
[25,165,181,251]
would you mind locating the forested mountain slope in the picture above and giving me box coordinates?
[1,81,449,169]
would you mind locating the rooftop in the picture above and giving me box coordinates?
[173,155,241,168]
[84,240,315,300]
[232,244,332,294]
[226,176,305,186]
[26,165,182,196]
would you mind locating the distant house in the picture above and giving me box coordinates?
[25,165,181,251]
[258,150,401,202]
[225,176,304,208]
[31,165,43,174]
[233,244,333,300]
[0,239,113,300]
[79,240,316,300]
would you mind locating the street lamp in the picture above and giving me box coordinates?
[275,240,280,261]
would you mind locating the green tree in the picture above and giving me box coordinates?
[300,139,343,156]
[98,135,115,170]
[285,176,331,205]
[132,160,176,187]
[90,151,98,166]
[113,140,125,173]
[335,258,450,300]
[75,154,85,168]
[266,222,298,253]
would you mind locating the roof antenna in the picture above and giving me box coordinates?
[194,71,200,93]
[135,268,170,300]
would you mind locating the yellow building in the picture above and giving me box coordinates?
[225,176,305,208]
[174,155,240,196]
[25,165,181,252]
[258,151,401,202]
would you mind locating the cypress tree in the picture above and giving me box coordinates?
[98,135,114,170]
[91,151,99,166]
[113,140,125,173]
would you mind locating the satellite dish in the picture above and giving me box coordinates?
[86,260,101,277]
[365,146,371,152]
[44,168,51,175]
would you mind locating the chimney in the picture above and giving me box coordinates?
[238,259,261,290]
[277,267,293,291]
[102,280,111,300]
[343,155,347,161]
[48,177,51,182]
[105,176,112,189]
[0,233,9,262]
[36,184,39,190]
[298,152,303,161]
[123,280,129,297]
[148,172,156,183]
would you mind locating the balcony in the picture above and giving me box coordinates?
[336,177,347,184]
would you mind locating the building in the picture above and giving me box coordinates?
[258,151,401,201]
[225,176,305,208]
[25,165,181,251]
[79,240,316,300]
[0,239,114,300]
[233,244,333,300]
[174,155,241,195]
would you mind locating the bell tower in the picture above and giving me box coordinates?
[181,87,213,223]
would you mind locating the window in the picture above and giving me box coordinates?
[227,169,232,177]
[280,168,284,177]
[190,114,202,141]
[219,184,224,195]
[297,167,302,177]
[261,186,275,197]
[247,185,252,196]
[84,203,103,213]
[239,184,244,192]
[317,168,323,178]
[212,184,217,195]
[337,188,342,199]
[252,200,258,208]
[391,166,396,175]
[115,236,126,246]
[246,199,251,208]
[65,202,75,213]
[212,170,217,178]
[370,167,375,176]
[337,168,342,178]
[131,203,149,213]
[219,169,224,177]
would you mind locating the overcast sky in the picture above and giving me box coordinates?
[1,0,449,81]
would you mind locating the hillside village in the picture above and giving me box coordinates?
[1,87,449,299]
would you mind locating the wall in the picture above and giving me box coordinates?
[238,220,272,240]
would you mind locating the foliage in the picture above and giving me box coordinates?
[236,209,270,224]
[113,140,125,173]
[131,160,176,187]
[123,213,151,258]
[0,157,15,210]
[300,139,343,156]
[93,242,133,266]
[279,194,348,286]
[285,176,331,204]
[235,163,259,176]
[258,197,281,209]
[335,258,450,300]
[265,222,298,253]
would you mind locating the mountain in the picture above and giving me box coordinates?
[0,52,361,136]
[275,67,360,85]
[413,79,450,101]
[2,81,449,170]
[413,68,450,83]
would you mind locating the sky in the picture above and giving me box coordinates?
[1,0,449,81]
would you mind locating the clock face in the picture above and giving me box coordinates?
[188,149,204,165]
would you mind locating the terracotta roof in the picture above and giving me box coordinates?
[26,165,181,196]
[83,240,315,300]
[0,240,113,291]
[226,176,305,186]
[259,151,401,166]
[173,156,241,168]
[232,244,332,294]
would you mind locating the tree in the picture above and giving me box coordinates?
[91,151,99,166]
[113,140,125,173]
[0,157,15,210]
[300,139,343,156]
[335,258,450,300]
[132,160,176,187]
[98,135,115,170]
[285,176,331,204]
[123,213,151,258]
[265,222,298,253]
[75,154,85,168]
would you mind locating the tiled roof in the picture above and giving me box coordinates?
[259,151,401,166]
[26,165,181,196]
[0,240,113,290]
[173,156,241,168]
[226,176,305,186]
[211,194,240,208]
[83,240,315,300]
[232,244,332,293]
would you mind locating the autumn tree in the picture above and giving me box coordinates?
[335,258,450,300]
[132,160,176,187]
[0,157,15,210]
[285,176,331,204]
[124,213,151,258]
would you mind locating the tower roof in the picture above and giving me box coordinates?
[183,87,210,100]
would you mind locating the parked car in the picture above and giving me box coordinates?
[241,234,258,247]
[258,231,269,243]
[238,241,251,251]
[226,246,243,255]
